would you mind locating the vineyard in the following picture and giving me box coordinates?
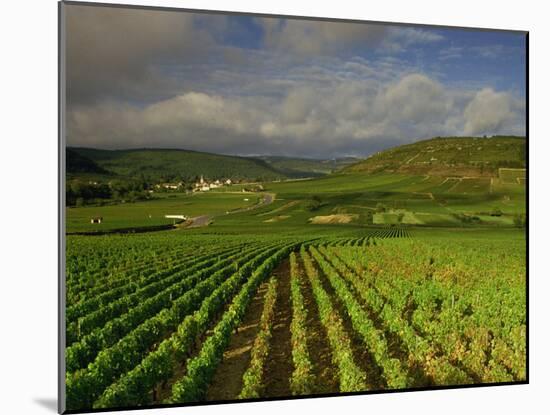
[65,229,526,411]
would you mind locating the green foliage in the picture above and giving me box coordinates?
[306,195,322,211]
[490,207,503,217]
[328,236,525,384]
[300,246,367,392]
[67,148,108,174]
[513,213,527,228]
[66,178,150,206]
[289,253,316,395]
[453,213,481,224]
[169,245,294,404]
[376,202,387,213]
[92,243,288,409]
[345,136,526,176]
[63,134,526,410]
[363,211,374,225]
[69,147,289,183]
[67,244,283,410]
[310,246,409,389]
[65,227,525,410]
[260,156,359,177]
[239,276,278,399]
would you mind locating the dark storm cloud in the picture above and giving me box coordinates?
[65,5,218,106]
[66,70,525,158]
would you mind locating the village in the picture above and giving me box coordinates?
[154,175,232,192]
[155,175,264,193]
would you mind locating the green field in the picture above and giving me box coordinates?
[65,137,527,411]
[65,227,526,411]
[66,192,261,232]
[67,169,525,232]
[214,171,524,230]
[499,168,527,183]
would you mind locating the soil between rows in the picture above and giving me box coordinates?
[296,255,340,394]
[205,281,269,401]
[262,258,293,398]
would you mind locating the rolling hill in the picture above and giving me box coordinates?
[257,156,360,177]
[68,148,290,182]
[345,136,526,177]
[68,136,526,185]
[67,148,360,183]
[66,148,109,175]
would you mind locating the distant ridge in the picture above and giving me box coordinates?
[257,155,360,177]
[66,148,108,175]
[68,147,289,182]
[67,147,362,182]
[345,136,526,177]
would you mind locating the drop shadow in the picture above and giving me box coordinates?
[34,398,57,413]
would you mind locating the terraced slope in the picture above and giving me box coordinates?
[345,136,526,177]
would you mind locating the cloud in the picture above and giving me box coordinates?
[257,18,386,56]
[64,6,524,158]
[379,74,451,123]
[68,92,270,153]
[67,70,525,158]
[439,46,463,60]
[472,45,506,59]
[394,27,444,44]
[65,5,218,105]
[255,18,442,56]
[463,88,525,136]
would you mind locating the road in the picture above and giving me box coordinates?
[184,192,275,229]
[185,215,211,228]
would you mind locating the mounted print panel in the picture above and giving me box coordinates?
[59,1,527,413]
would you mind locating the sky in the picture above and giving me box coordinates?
[65,4,527,158]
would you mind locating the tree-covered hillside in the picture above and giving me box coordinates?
[68,148,288,182]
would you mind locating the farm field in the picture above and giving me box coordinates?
[64,138,527,412]
[65,228,526,411]
[67,168,525,234]
[210,172,525,231]
[66,192,261,233]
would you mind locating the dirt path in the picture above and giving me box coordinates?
[205,282,270,401]
[447,177,463,192]
[185,215,211,228]
[297,256,339,394]
[263,259,293,398]
[412,192,435,200]
[231,193,275,215]
[257,200,298,217]
[405,152,421,165]
[182,193,276,230]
